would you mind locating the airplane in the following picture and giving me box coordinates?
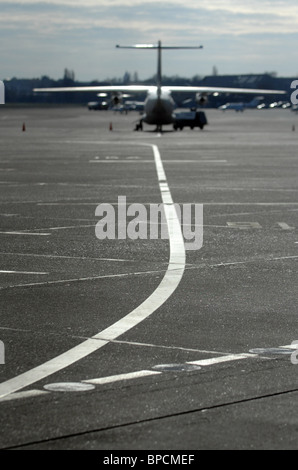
[33,41,286,132]
[218,96,264,112]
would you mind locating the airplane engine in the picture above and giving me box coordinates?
[196,93,208,106]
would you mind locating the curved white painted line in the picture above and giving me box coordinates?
[0,144,186,399]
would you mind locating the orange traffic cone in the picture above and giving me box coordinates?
[109,122,113,131]
[22,123,26,132]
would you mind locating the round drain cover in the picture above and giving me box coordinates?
[152,363,201,372]
[44,382,95,392]
[249,348,294,355]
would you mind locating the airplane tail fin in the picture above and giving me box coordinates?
[116,42,203,97]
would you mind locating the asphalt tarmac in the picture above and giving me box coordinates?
[0,104,298,450]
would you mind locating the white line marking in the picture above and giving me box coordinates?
[187,353,257,366]
[36,202,298,207]
[204,203,298,206]
[186,255,298,273]
[0,348,286,402]
[0,390,49,403]
[89,159,227,164]
[83,370,161,385]
[0,252,130,262]
[0,268,165,290]
[94,338,229,356]
[277,222,295,231]
[0,201,57,204]
[279,344,298,350]
[0,213,18,216]
[0,231,51,236]
[204,187,298,192]
[0,270,48,275]
[0,143,186,399]
[32,224,95,232]
[227,222,262,230]
[0,327,31,332]
[4,252,298,291]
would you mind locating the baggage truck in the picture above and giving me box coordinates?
[173,110,208,130]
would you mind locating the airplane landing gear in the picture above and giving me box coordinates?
[134,120,143,131]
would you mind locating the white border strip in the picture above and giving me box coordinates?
[83,370,161,385]
[0,144,186,399]
[0,270,48,275]
[89,160,227,164]
[0,389,48,403]
[187,353,258,367]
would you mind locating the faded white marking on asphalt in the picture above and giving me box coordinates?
[186,255,298,272]
[279,343,298,350]
[211,208,298,218]
[37,202,298,207]
[0,326,31,332]
[3,252,298,291]
[0,252,130,262]
[277,222,295,230]
[32,224,95,232]
[0,213,18,216]
[0,268,165,290]
[204,187,298,192]
[91,337,229,356]
[0,231,51,236]
[227,221,262,230]
[204,203,298,206]
[0,352,269,401]
[83,370,161,385]
[0,389,49,403]
[0,143,186,399]
[89,159,227,164]
[0,270,48,275]
[187,353,258,367]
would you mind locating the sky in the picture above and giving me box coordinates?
[1,0,298,81]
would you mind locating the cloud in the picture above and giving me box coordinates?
[0,0,297,79]
[1,0,298,35]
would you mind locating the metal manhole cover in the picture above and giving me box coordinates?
[44,382,95,392]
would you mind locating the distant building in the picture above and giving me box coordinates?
[2,73,292,105]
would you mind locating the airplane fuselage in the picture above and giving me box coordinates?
[143,89,175,125]
[32,41,286,131]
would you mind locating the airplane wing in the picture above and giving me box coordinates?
[164,86,286,95]
[34,84,286,96]
[33,85,155,93]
